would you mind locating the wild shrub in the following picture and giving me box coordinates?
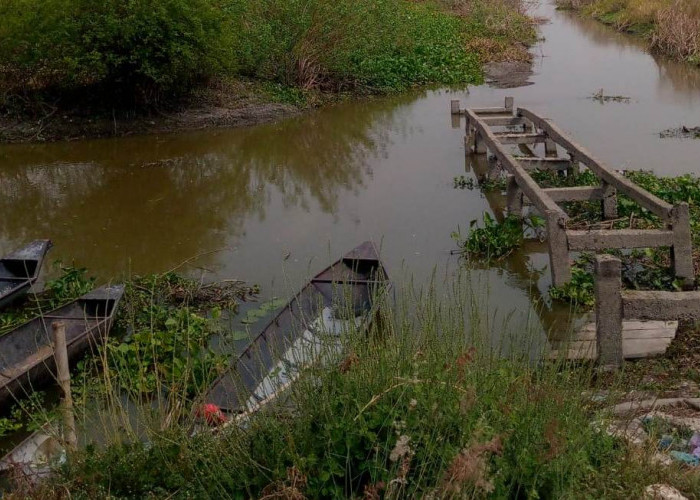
[0,0,233,104]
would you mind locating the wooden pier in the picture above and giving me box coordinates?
[451,97,694,290]
[451,98,698,368]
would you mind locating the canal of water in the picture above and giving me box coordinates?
[2,1,699,341]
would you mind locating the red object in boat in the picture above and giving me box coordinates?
[198,403,227,425]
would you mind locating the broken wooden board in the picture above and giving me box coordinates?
[549,320,678,360]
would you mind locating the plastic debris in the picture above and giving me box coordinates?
[659,435,674,450]
[691,433,700,458]
[669,451,700,466]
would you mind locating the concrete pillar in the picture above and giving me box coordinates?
[475,131,487,154]
[544,139,557,158]
[594,255,623,370]
[567,153,580,177]
[450,100,460,115]
[466,122,476,154]
[505,96,514,112]
[506,175,523,217]
[545,210,571,286]
[670,202,695,289]
[601,181,618,220]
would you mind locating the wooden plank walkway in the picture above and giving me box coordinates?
[549,320,678,360]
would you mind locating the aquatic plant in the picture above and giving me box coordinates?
[0,263,95,335]
[453,212,544,262]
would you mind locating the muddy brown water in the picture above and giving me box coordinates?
[2,2,700,346]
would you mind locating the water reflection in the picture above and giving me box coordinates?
[463,153,584,339]
[0,93,418,277]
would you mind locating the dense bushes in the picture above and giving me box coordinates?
[0,0,233,102]
[0,0,534,106]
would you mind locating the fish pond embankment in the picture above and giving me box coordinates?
[555,0,700,66]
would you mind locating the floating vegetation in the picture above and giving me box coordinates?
[659,126,700,139]
[452,212,544,262]
[453,175,507,192]
[588,88,631,103]
[453,175,476,190]
[0,263,95,335]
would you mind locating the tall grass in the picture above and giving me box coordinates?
[10,272,699,498]
[557,0,700,65]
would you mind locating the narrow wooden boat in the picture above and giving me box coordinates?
[0,240,52,310]
[205,241,390,416]
[0,285,124,407]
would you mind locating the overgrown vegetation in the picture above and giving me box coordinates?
[452,212,544,261]
[556,0,700,65]
[0,263,95,335]
[455,168,700,309]
[0,270,258,444]
[0,0,536,113]
[10,281,700,498]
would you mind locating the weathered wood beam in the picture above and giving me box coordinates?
[623,290,700,321]
[494,133,547,145]
[517,107,674,220]
[543,186,604,202]
[566,229,674,251]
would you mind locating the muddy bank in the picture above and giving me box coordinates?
[483,61,534,88]
[0,60,536,143]
[0,80,302,143]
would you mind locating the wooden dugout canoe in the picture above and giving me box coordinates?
[0,285,124,407]
[205,241,390,415]
[0,240,52,311]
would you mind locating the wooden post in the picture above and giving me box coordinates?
[450,100,460,115]
[595,255,623,370]
[52,321,77,451]
[601,181,618,219]
[670,202,695,289]
[545,210,571,286]
[506,175,523,217]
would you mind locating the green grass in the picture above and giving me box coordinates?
[4,275,699,498]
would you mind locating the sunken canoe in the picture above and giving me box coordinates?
[205,241,390,416]
[0,240,52,310]
[0,285,124,407]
